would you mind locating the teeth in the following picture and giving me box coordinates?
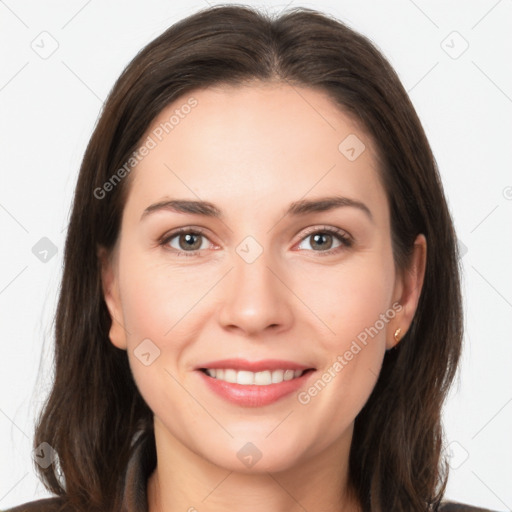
[284,369,295,381]
[254,370,271,385]
[272,370,284,383]
[224,369,236,383]
[204,368,305,385]
[237,370,254,385]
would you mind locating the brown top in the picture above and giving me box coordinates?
[2,432,500,512]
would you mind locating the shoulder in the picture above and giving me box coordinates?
[440,500,501,512]
[3,497,499,512]
[1,497,72,512]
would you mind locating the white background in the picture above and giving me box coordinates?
[1,1,511,510]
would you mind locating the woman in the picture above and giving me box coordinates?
[5,5,499,512]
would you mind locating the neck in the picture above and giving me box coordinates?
[147,417,361,512]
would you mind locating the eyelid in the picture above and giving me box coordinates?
[293,225,353,256]
[158,226,217,249]
[295,225,353,244]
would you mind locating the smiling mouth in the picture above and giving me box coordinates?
[199,368,315,385]
[197,360,317,407]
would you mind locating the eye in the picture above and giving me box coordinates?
[296,226,352,255]
[159,227,213,257]
[159,225,353,258]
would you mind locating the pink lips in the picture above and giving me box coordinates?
[196,358,315,408]
[197,358,312,372]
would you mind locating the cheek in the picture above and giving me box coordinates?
[115,250,224,406]
[291,251,394,421]
[117,250,210,346]
[292,249,395,349]
[116,254,206,419]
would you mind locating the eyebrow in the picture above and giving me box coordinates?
[140,195,373,223]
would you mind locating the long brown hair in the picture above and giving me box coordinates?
[34,5,463,511]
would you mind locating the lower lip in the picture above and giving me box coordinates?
[197,370,315,407]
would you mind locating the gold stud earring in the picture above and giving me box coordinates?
[394,328,402,342]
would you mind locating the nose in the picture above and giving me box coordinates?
[217,250,294,337]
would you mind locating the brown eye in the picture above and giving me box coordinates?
[296,227,352,254]
[309,233,335,251]
[175,233,203,251]
[160,228,211,255]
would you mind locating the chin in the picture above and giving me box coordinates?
[200,434,308,474]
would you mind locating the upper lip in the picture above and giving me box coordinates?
[197,358,315,372]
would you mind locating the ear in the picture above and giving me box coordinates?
[98,246,128,350]
[386,234,427,350]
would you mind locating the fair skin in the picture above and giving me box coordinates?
[100,82,426,512]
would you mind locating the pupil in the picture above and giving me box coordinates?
[181,233,200,250]
[313,233,331,250]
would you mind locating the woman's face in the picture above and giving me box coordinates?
[101,82,425,473]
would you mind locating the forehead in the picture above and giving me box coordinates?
[125,82,387,225]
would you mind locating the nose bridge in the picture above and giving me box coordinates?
[217,240,293,334]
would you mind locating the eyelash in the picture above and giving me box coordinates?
[158,225,353,258]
